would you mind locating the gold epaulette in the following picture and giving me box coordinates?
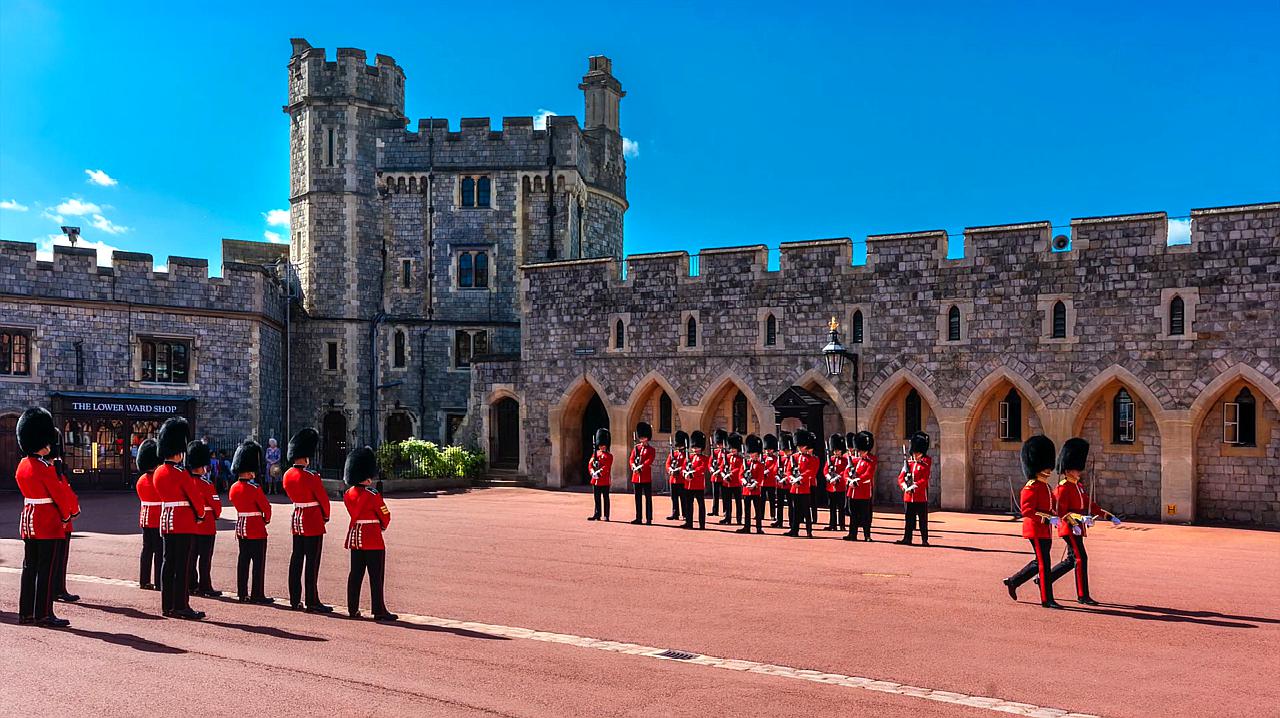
[1025,480,1036,487]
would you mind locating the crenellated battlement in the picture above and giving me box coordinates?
[379,114,586,173]
[286,38,405,115]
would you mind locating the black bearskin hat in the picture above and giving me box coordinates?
[635,422,652,441]
[779,431,795,451]
[287,427,320,464]
[828,433,846,452]
[793,429,814,450]
[746,434,763,455]
[674,430,689,449]
[157,417,190,459]
[713,428,728,447]
[690,430,707,450]
[593,428,611,448]
[845,432,857,452]
[728,433,743,452]
[1021,435,1056,480]
[231,440,263,477]
[763,433,778,451]
[185,440,212,471]
[136,439,160,473]
[854,430,875,453]
[908,431,930,456]
[344,446,379,486]
[1057,437,1090,473]
[16,407,56,456]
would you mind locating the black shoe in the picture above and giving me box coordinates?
[921,540,930,547]
[307,603,335,613]
[681,524,693,530]
[291,602,305,611]
[238,596,251,603]
[374,612,398,622]
[1078,597,1100,606]
[864,537,873,542]
[842,535,857,541]
[56,592,80,603]
[249,596,275,605]
[630,519,642,525]
[603,516,610,522]
[348,610,363,619]
[197,589,223,598]
[646,520,653,525]
[587,515,599,521]
[806,531,813,538]
[140,582,156,591]
[734,526,750,534]
[1003,578,1018,601]
[1042,601,1064,610]
[708,511,719,517]
[784,530,799,537]
[894,539,913,545]
[666,515,679,521]
[40,616,71,628]
[18,616,37,625]
[172,608,204,620]
[162,610,176,617]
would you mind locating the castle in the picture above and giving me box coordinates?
[0,40,1276,527]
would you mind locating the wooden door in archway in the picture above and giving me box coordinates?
[492,398,520,469]
[577,394,609,486]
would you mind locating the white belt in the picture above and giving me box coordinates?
[162,502,190,508]
[293,502,319,508]
[239,512,263,517]
[140,501,162,507]
[24,498,53,505]
[354,519,379,525]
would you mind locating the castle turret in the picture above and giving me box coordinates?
[576,56,627,259]
[579,55,624,133]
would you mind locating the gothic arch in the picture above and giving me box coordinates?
[1068,365,1168,436]
[790,367,855,434]
[1188,363,1280,433]
[865,367,941,432]
[695,369,770,434]
[624,370,684,432]
[548,374,616,487]
[962,365,1051,436]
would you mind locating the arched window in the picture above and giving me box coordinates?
[1169,295,1185,336]
[686,316,697,348]
[947,305,961,342]
[998,388,1022,441]
[852,310,864,344]
[522,175,532,193]
[476,176,491,207]
[614,319,625,349]
[764,314,777,346]
[458,252,474,288]
[1112,388,1135,444]
[461,177,475,207]
[1052,301,1067,339]
[905,388,922,437]
[658,392,673,434]
[732,391,748,434]
[393,330,406,368]
[474,252,489,288]
[1224,387,1258,446]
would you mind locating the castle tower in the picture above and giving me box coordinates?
[576,56,627,259]
[579,56,625,133]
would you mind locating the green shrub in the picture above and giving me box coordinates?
[376,439,485,480]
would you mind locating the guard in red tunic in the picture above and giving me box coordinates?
[824,433,847,532]
[48,429,80,603]
[629,422,656,525]
[153,417,207,619]
[708,429,727,518]
[283,427,333,612]
[774,432,796,529]
[844,431,877,541]
[895,431,932,546]
[1003,435,1063,609]
[665,430,687,521]
[718,433,745,525]
[134,439,163,589]
[761,434,780,526]
[785,430,817,538]
[15,407,78,627]
[228,440,273,604]
[185,440,222,597]
[1047,438,1121,605]
[737,434,766,534]
[587,428,613,522]
[343,446,397,621]
[681,431,709,529]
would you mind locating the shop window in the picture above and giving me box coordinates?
[140,338,190,384]
[0,329,32,376]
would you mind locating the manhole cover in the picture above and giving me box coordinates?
[657,649,697,661]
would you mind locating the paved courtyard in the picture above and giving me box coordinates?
[1,488,1277,717]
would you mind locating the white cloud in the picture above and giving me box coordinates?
[264,209,290,227]
[36,233,121,267]
[0,199,29,212]
[55,198,102,216]
[41,209,65,224]
[533,108,557,130]
[90,214,129,235]
[1168,218,1191,245]
[85,169,118,187]
[622,137,640,158]
[264,230,286,244]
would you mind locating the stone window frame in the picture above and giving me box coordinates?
[898,386,931,443]
[455,174,494,210]
[131,332,199,390]
[451,245,496,292]
[1036,294,1080,345]
[399,258,414,290]
[0,323,39,384]
[756,307,785,351]
[678,310,703,353]
[322,125,338,168]
[441,410,467,445]
[936,300,973,346]
[847,305,872,349]
[606,313,631,354]
[1155,287,1200,341]
[323,340,341,374]
[450,328,489,372]
[388,327,410,372]
[1216,379,1271,459]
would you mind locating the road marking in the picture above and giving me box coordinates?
[1,566,1099,717]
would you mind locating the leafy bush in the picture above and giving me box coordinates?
[376,439,485,480]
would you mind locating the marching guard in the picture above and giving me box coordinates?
[186,440,223,597]
[587,428,613,522]
[895,431,932,546]
[48,430,80,603]
[761,434,780,526]
[681,431,709,529]
[153,417,207,619]
[737,434,766,534]
[228,440,273,605]
[1047,438,1121,605]
[134,438,163,590]
[785,430,817,538]
[708,429,727,517]
[283,427,334,612]
[844,431,876,541]
[629,422,655,525]
[1003,435,1063,609]
[824,433,847,532]
[343,446,397,621]
[15,407,78,627]
[718,433,745,525]
[665,430,687,521]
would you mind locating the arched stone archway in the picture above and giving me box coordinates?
[1188,366,1280,526]
[695,371,769,436]
[793,368,853,438]
[1069,373,1164,520]
[548,375,613,488]
[624,372,682,489]
[962,370,1050,514]
[867,374,942,508]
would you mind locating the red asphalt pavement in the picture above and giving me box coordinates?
[2,488,1277,717]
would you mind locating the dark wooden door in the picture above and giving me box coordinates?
[0,414,17,490]
[385,412,413,443]
[322,412,348,472]
[493,398,519,468]
[578,394,609,486]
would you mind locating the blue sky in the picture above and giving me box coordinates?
[2,0,1277,270]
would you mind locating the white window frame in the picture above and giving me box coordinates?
[1117,399,1136,444]
[998,400,1013,441]
[1223,402,1240,445]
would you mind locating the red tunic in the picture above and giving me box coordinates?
[192,474,221,536]
[777,453,794,489]
[54,464,77,535]
[1054,480,1106,537]
[665,449,685,487]
[826,454,847,493]
[760,452,778,489]
[629,443,655,484]
[898,456,931,503]
[683,453,709,491]
[1020,479,1056,539]
[791,453,819,495]
[229,480,271,539]
[136,472,161,529]
[154,462,206,535]
[710,447,724,485]
[742,457,764,497]
[846,454,877,500]
[723,452,744,488]
[283,465,331,536]
[343,485,390,550]
[588,449,613,487]
[16,456,78,540]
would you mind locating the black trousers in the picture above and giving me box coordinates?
[237,538,268,599]
[788,493,812,535]
[188,534,217,592]
[140,527,163,586]
[826,492,846,530]
[720,485,741,523]
[633,483,653,522]
[289,534,325,607]
[743,494,764,531]
[1008,538,1056,604]
[903,502,929,543]
[668,483,683,519]
[848,498,873,539]
[52,534,71,595]
[762,487,778,521]
[681,487,706,529]
[20,539,58,620]
[161,532,194,613]
[592,485,611,519]
[1048,533,1091,599]
[710,481,722,514]
[348,549,388,615]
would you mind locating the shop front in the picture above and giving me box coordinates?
[51,392,197,489]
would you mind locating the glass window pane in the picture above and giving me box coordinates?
[475,252,488,288]
[461,177,475,207]
[852,311,863,343]
[477,176,491,207]
[659,393,673,434]
[948,306,961,341]
[687,317,697,347]
[473,331,488,356]
[142,342,155,382]
[765,315,776,346]
[0,333,10,374]
[12,333,28,375]
[171,342,188,383]
[455,331,470,368]
[155,342,170,382]
[459,252,474,288]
